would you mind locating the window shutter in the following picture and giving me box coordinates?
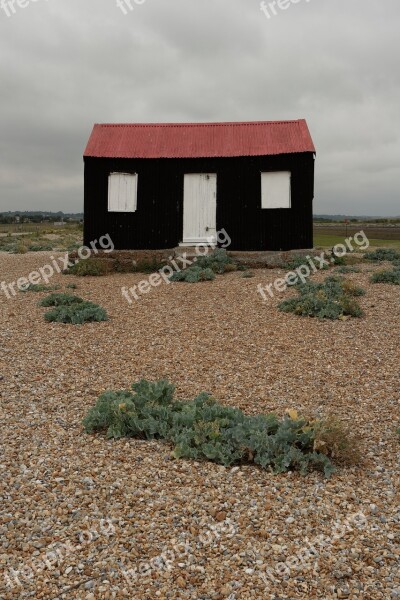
[261,171,291,209]
[108,173,138,212]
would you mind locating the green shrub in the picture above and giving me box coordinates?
[339,295,364,318]
[28,243,54,252]
[44,301,108,324]
[195,248,236,274]
[39,293,84,307]
[364,248,400,262]
[170,265,216,283]
[0,240,17,253]
[284,253,332,271]
[278,276,364,319]
[63,258,111,276]
[38,292,107,323]
[21,283,61,293]
[170,249,236,283]
[283,255,312,270]
[135,259,167,274]
[331,254,346,266]
[370,269,400,285]
[82,379,360,477]
[66,283,77,289]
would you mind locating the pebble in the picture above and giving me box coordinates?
[286,517,295,524]
[0,252,399,599]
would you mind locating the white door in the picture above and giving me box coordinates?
[182,173,217,245]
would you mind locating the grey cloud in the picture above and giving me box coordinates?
[0,0,399,214]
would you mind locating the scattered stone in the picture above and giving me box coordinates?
[0,251,399,599]
[215,511,227,522]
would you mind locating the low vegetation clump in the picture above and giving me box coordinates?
[15,243,28,254]
[330,254,346,266]
[195,248,237,274]
[136,258,167,274]
[283,255,321,271]
[63,258,112,276]
[369,250,400,284]
[83,380,360,477]
[278,276,365,319]
[335,265,361,274]
[364,248,400,262]
[0,240,18,253]
[38,293,108,324]
[170,249,236,283]
[44,303,108,324]
[21,283,61,293]
[370,267,400,285]
[311,416,362,467]
[283,251,350,271]
[170,265,215,283]
[67,241,82,252]
[63,258,167,277]
[114,257,167,274]
[39,293,84,307]
[28,242,56,251]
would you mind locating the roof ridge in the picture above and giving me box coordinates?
[95,120,304,128]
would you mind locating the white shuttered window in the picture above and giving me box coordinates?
[108,173,138,212]
[261,171,291,209]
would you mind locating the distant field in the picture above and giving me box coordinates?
[0,222,82,234]
[314,233,400,250]
[314,224,400,250]
[314,224,400,239]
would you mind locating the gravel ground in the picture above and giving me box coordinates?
[0,252,399,600]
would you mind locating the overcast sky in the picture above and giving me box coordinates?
[0,0,399,215]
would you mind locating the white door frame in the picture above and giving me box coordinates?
[181,173,217,246]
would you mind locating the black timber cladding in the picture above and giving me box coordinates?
[84,152,314,251]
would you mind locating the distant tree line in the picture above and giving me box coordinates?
[314,217,400,224]
[0,212,83,224]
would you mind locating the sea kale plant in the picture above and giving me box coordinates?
[370,265,400,285]
[278,276,365,319]
[21,283,61,293]
[364,248,400,262]
[170,249,236,283]
[83,379,360,477]
[38,293,108,324]
[169,266,215,283]
[335,266,361,274]
[361,247,400,285]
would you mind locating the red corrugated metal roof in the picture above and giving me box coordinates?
[84,120,315,159]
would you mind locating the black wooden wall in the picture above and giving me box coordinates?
[84,153,314,251]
